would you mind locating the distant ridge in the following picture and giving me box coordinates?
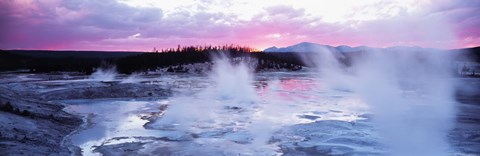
[6,50,144,59]
[263,42,442,53]
[264,42,368,53]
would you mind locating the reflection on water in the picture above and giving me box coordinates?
[64,100,167,155]
[60,73,479,155]
[63,73,371,155]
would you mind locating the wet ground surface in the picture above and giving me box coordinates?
[0,72,479,155]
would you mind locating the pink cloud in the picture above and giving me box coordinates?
[0,0,479,51]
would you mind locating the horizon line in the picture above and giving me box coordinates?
[1,43,479,52]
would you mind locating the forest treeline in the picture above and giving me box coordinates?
[1,45,479,74]
[0,45,305,74]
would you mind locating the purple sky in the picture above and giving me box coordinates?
[1,0,479,51]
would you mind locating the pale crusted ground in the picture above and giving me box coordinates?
[0,73,479,156]
[0,73,170,156]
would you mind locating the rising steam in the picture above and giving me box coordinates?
[306,47,457,155]
[89,67,118,82]
[153,55,258,131]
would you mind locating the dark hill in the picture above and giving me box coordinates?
[8,50,143,59]
[0,46,478,74]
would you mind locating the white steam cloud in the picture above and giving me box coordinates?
[153,55,258,132]
[307,47,458,155]
[89,67,118,82]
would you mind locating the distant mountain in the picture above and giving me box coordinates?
[263,42,437,53]
[264,42,372,53]
[264,42,333,52]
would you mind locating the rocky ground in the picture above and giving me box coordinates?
[0,73,171,156]
[0,85,82,155]
[450,78,480,155]
[0,72,479,156]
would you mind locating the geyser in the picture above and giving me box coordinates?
[153,55,258,132]
[150,55,307,155]
[307,47,458,155]
[121,73,142,83]
[89,66,118,82]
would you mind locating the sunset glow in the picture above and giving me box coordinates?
[1,0,479,51]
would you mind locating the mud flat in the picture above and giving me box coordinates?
[1,72,480,156]
[0,73,171,155]
[0,85,82,155]
[450,78,480,155]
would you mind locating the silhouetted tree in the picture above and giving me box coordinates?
[1,102,13,112]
